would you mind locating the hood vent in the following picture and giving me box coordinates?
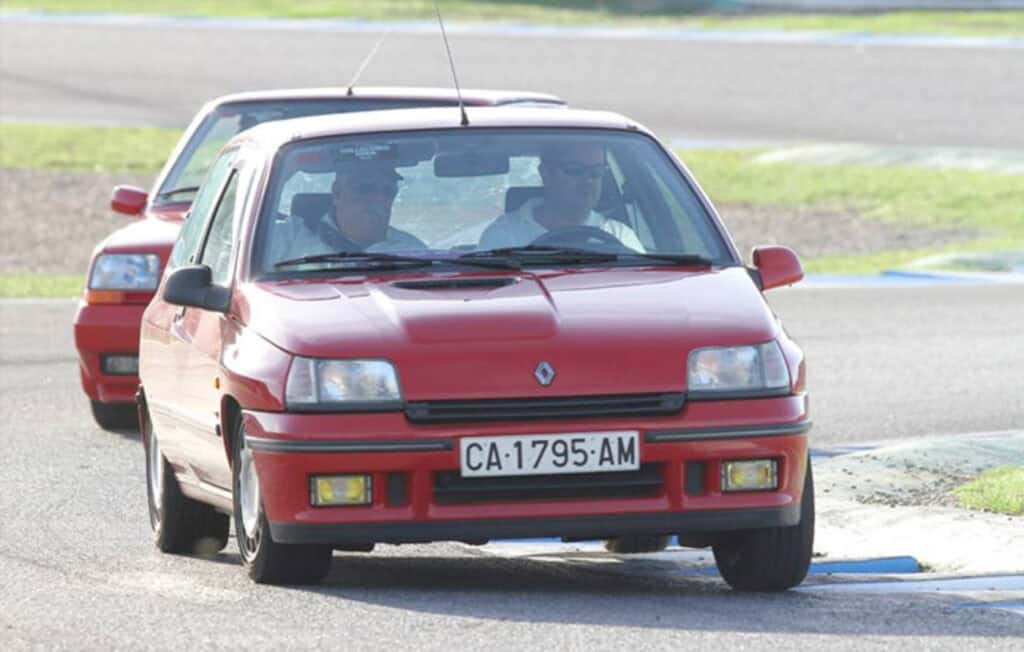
[393,277,518,291]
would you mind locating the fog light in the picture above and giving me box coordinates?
[101,354,139,375]
[311,474,372,506]
[721,459,778,492]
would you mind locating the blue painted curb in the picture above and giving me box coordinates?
[954,600,1024,610]
[672,556,921,576]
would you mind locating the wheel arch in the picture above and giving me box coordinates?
[220,395,243,467]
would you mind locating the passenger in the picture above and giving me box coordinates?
[274,159,424,263]
[479,142,644,251]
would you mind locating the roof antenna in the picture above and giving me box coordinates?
[346,29,391,96]
[433,1,469,126]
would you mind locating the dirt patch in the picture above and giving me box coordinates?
[0,168,981,274]
[0,168,154,274]
[718,203,979,262]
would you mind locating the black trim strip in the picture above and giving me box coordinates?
[686,387,793,401]
[269,504,801,545]
[246,436,453,453]
[645,420,812,443]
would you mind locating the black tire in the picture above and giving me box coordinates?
[142,408,229,555]
[712,458,815,592]
[604,535,672,554]
[232,419,332,585]
[91,400,139,431]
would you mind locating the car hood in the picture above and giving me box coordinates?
[239,267,778,400]
[94,213,183,260]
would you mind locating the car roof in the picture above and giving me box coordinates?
[206,86,565,109]
[231,106,649,153]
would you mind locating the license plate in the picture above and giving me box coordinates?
[459,431,640,478]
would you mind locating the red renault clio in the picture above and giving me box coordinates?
[73,87,564,429]
[138,106,811,590]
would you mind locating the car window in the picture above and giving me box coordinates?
[253,128,733,275]
[155,99,458,205]
[198,171,240,286]
[168,148,236,270]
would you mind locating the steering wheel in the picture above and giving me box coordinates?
[530,225,629,252]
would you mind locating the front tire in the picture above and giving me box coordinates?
[143,408,229,555]
[91,400,139,431]
[232,419,332,585]
[712,458,815,592]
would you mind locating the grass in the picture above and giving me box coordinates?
[679,148,1024,273]
[0,123,180,174]
[5,2,1024,38]
[0,275,84,298]
[953,467,1024,516]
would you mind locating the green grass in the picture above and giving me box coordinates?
[0,274,83,298]
[953,467,1024,516]
[6,2,1024,38]
[679,149,1024,273]
[0,123,180,174]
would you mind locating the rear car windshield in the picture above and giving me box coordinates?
[252,128,733,274]
[154,99,457,205]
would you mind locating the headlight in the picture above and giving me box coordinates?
[286,357,402,409]
[89,253,161,290]
[687,341,791,396]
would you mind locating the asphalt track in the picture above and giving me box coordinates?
[0,290,1022,648]
[2,15,1024,149]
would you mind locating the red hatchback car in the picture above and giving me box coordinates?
[138,106,811,590]
[73,87,565,429]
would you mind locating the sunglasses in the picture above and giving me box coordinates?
[346,180,399,199]
[554,161,608,180]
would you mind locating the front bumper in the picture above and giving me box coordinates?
[243,396,810,546]
[73,301,145,404]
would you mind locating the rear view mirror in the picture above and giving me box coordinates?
[111,185,148,216]
[163,265,230,312]
[752,246,803,291]
[434,151,509,177]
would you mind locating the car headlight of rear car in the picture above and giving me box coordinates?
[687,341,791,397]
[89,253,161,290]
[286,357,402,409]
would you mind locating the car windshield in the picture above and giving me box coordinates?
[253,128,733,276]
[154,98,455,205]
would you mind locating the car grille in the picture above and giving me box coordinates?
[433,464,664,505]
[404,393,684,424]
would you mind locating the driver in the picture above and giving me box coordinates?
[274,159,424,263]
[478,142,644,251]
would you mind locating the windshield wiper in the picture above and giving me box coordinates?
[275,251,434,270]
[463,246,713,268]
[156,186,200,200]
[460,245,618,264]
[275,250,520,271]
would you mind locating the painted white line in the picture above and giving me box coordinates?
[798,575,1024,593]
[3,11,1024,51]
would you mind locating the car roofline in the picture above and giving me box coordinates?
[229,106,650,152]
[201,86,565,109]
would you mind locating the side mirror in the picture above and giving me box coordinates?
[752,245,803,291]
[111,185,148,216]
[163,265,230,312]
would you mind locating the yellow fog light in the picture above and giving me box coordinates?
[311,474,372,506]
[721,459,778,492]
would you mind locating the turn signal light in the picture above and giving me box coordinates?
[721,459,778,492]
[311,474,372,506]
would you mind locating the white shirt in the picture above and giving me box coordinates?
[478,197,645,252]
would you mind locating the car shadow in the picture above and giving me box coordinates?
[196,549,1024,637]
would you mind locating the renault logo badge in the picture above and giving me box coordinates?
[534,361,555,386]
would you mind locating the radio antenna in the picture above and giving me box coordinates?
[433,1,469,126]
[346,29,391,96]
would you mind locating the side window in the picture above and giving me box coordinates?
[168,149,236,269]
[198,172,240,286]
